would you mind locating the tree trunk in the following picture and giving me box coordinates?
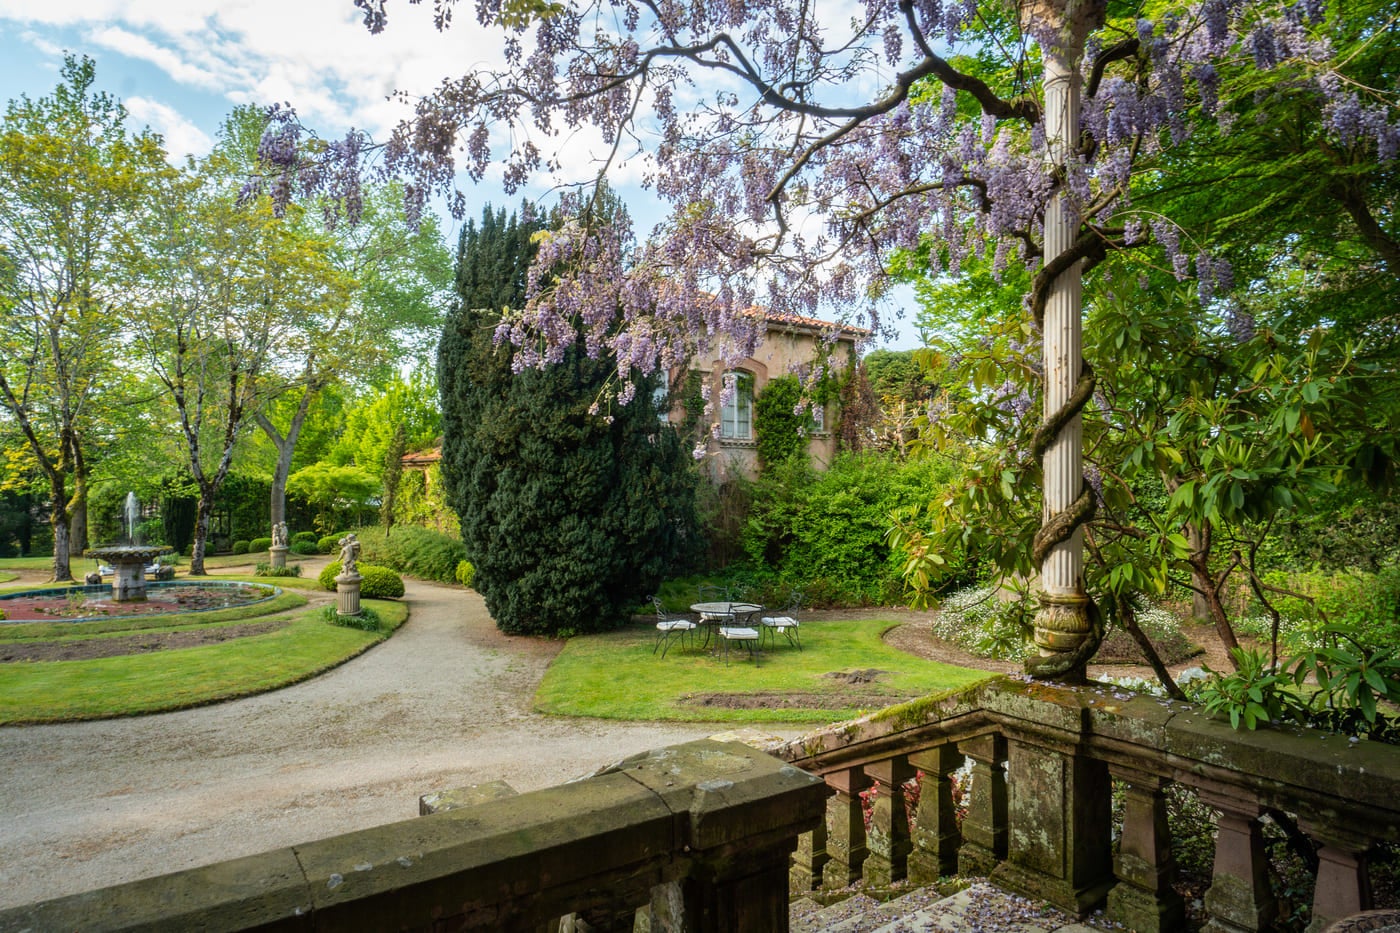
[49,499,74,584]
[257,386,318,535]
[1187,524,1210,620]
[1184,518,1242,665]
[189,489,214,576]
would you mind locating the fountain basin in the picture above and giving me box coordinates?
[0,581,279,623]
[85,545,173,601]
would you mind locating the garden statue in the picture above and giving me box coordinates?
[337,533,360,576]
[271,522,288,549]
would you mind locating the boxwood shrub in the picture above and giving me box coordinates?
[290,541,320,555]
[291,531,318,546]
[455,560,475,588]
[231,540,250,555]
[318,561,404,598]
[317,534,341,554]
[249,536,273,553]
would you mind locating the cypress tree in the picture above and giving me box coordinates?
[439,203,700,635]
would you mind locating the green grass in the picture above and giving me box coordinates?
[0,591,308,640]
[0,598,407,724]
[0,571,15,584]
[535,618,990,724]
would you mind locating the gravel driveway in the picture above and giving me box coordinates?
[0,568,799,910]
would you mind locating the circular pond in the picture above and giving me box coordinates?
[0,581,279,623]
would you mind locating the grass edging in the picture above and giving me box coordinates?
[0,598,408,725]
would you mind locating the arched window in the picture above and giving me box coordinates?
[720,371,754,440]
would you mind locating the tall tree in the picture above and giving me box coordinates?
[440,201,701,635]
[0,55,166,581]
[125,133,350,574]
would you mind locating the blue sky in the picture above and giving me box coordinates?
[0,1,922,349]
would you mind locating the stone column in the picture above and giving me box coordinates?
[1106,767,1184,932]
[336,567,363,617]
[907,745,963,884]
[1299,821,1373,933]
[991,733,1114,914]
[1199,793,1276,933]
[821,767,870,889]
[789,821,829,894]
[269,544,289,570]
[957,734,1008,877]
[1024,0,1103,681]
[862,757,914,887]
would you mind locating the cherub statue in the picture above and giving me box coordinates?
[271,522,288,549]
[337,533,360,575]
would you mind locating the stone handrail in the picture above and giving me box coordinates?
[774,676,1400,933]
[0,739,828,933]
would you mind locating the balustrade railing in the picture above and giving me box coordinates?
[0,739,827,933]
[775,677,1400,933]
[4,680,1396,932]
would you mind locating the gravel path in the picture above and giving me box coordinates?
[0,568,793,910]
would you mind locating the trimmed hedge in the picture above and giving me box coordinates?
[290,541,319,555]
[291,531,318,546]
[231,540,251,555]
[318,561,405,598]
[317,534,341,554]
[249,537,273,553]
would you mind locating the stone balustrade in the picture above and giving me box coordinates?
[775,677,1400,933]
[0,739,828,933]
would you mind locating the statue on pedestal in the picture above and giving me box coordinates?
[337,533,360,577]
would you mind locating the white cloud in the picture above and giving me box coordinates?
[124,95,213,160]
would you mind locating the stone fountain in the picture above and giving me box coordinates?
[85,492,170,602]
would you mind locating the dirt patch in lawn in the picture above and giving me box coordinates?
[682,690,922,711]
[0,619,290,662]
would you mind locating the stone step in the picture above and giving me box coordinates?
[790,882,1103,933]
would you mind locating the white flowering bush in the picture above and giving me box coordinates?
[930,585,1034,662]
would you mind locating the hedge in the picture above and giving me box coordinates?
[318,561,405,598]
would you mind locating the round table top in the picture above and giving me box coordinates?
[690,601,763,615]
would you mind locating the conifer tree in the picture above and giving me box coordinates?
[439,203,700,635]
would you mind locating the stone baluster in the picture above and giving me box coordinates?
[789,819,829,893]
[990,732,1113,915]
[1198,791,1277,933]
[863,757,915,886]
[956,733,1008,877]
[1105,766,1184,932]
[1298,820,1373,933]
[821,767,870,889]
[907,745,963,884]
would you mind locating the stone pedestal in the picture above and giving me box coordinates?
[111,562,148,602]
[336,570,362,617]
[268,545,289,570]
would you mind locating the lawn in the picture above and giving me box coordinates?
[0,596,407,724]
[535,617,990,724]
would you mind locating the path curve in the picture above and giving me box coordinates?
[0,570,779,910]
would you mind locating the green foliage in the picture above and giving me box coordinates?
[739,453,964,605]
[753,375,808,470]
[455,559,475,588]
[438,200,700,636]
[1193,647,1310,730]
[290,541,319,555]
[231,540,250,555]
[322,603,384,632]
[290,531,317,546]
[352,525,466,585]
[326,372,440,480]
[317,561,404,598]
[317,534,340,554]
[392,464,460,538]
[249,537,273,553]
[254,562,303,578]
[287,462,379,532]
